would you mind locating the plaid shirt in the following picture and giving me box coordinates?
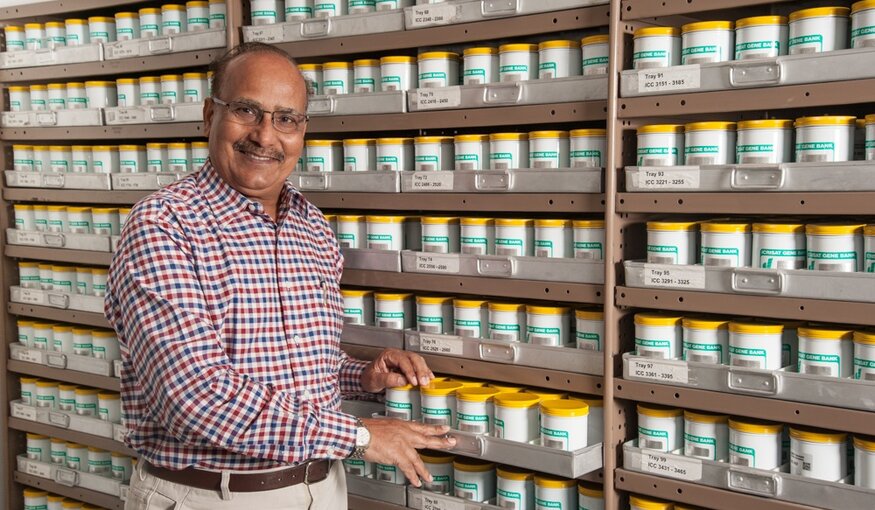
[105,161,368,470]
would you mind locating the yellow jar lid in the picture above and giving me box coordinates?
[36,381,59,388]
[376,137,414,144]
[488,302,524,312]
[323,61,352,69]
[629,495,674,510]
[853,0,875,12]
[115,12,138,19]
[684,409,728,423]
[634,312,682,327]
[388,383,416,391]
[46,205,67,211]
[737,119,793,130]
[167,142,189,149]
[790,426,847,444]
[380,56,416,64]
[4,26,23,32]
[24,23,44,29]
[529,130,569,139]
[419,450,455,463]
[75,388,99,394]
[568,394,603,407]
[23,489,49,497]
[683,317,729,330]
[578,481,603,497]
[634,27,680,37]
[541,399,588,417]
[351,59,380,67]
[87,447,107,453]
[460,217,493,226]
[366,215,405,224]
[183,72,207,79]
[145,142,168,149]
[65,19,87,25]
[8,85,30,92]
[98,392,120,400]
[682,21,733,32]
[48,495,65,503]
[341,289,372,298]
[490,132,528,141]
[575,308,604,320]
[416,295,454,305]
[499,43,538,52]
[573,219,605,229]
[454,298,487,308]
[457,386,501,402]
[736,15,788,28]
[806,223,864,235]
[454,134,489,142]
[647,220,697,231]
[13,204,33,210]
[159,75,181,81]
[752,222,804,234]
[525,388,567,400]
[306,139,342,147]
[420,381,463,396]
[637,403,682,418]
[162,4,186,11]
[729,321,783,335]
[581,35,609,45]
[47,83,67,90]
[12,144,33,150]
[685,121,736,132]
[85,81,116,87]
[421,216,459,225]
[375,292,412,300]
[66,442,84,448]
[66,206,92,213]
[638,124,684,134]
[298,63,322,71]
[449,377,486,388]
[118,145,145,151]
[30,84,48,91]
[343,139,375,148]
[72,326,92,333]
[186,0,209,6]
[46,21,66,28]
[538,40,576,50]
[570,129,607,137]
[854,435,875,452]
[789,7,850,22]
[51,326,73,334]
[700,221,749,233]
[854,330,875,345]
[26,433,49,439]
[67,82,86,88]
[488,383,523,393]
[497,465,534,481]
[17,319,34,326]
[58,382,78,390]
[535,219,570,228]
[495,218,532,227]
[116,78,138,85]
[535,474,576,489]
[337,214,363,221]
[797,327,853,340]
[139,76,161,83]
[88,16,115,22]
[795,115,856,127]
[20,376,40,383]
[92,145,116,151]
[494,392,541,408]
[415,136,453,143]
[191,141,208,148]
[19,262,40,268]
[729,417,783,434]
[526,305,570,315]
[463,46,498,55]
[92,268,109,275]
[418,51,459,60]
[453,458,495,472]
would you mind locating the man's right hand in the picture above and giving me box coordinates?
[360,418,457,487]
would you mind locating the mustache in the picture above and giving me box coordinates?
[233,140,285,162]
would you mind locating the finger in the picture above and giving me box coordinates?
[410,452,433,486]
[419,434,457,450]
[392,354,419,387]
[409,422,452,436]
[398,456,423,487]
[408,354,434,386]
[383,372,407,388]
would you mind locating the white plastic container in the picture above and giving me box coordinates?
[462,47,498,85]
[538,40,581,79]
[684,121,736,165]
[736,119,793,164]
[682,317,728,364]
[92,146,119,174]
[853,0,875,47]
[24,23,45,50]
[453,299,487,338]
[630,495,674,510]
[115,79,139,107]
[191,141,208,169]
[374,292,414,329]
[46,206,66,233]
[305,140,343,172]
[454,459,496,503]
[299,64,322,94]
[65,443,86,470]
[421,217,460,253]
[29,85,48,111]
[183,73,207,103]
[581,35,609,75]
[284,0,313,20]
[250,0,281,24]
[64,19,89,45]
[489,133,529,169]
[161,4,187,34]
[341,139,375,172]
[160,74,183,104]
[315,0,345,17]
[139,77,161,105]
[322,62,352,94]
[351,59,379,93]
[797,327,854,378]
[420,452,454,494]
[340,289,374,325]
[541,400,588,451]
[98,392,122,422]
[637,125,684,166]
[376,137,414,171]
[26,434,51,463]
[85,81,117,108]
[420,381,463,426]
[632,27,681,69]
[729,321,784,370]
[494,218,534,256]
[488,302,526,342]
[92,330,121,360]
[19,263,40,289]
[32,208,48,234]
[453,134,489,170]
[534,476,577,510]
[51,437,68,462]
[112,452,134,482]
[575,308,604,351]
[138,8,162,37]
[46,83,67,111]
[496,467,534,509]
[534,219,571,258]
[806,223,864,272]
[646,221,698,264]
[699,220,750,267]
[418,52,459,88]
[45,21,66,47]
[48,146,72,173]
[855,331,875,380]
[344,458,374,478]
[795,116,856,162]
[146,143,169,172]
[570,395,603,444]
[460,217,494,255]
[789,7,850,54]
[33,146,51,173]
[71,328,91,355]
[186,1,211,31]
[66,207,92,234]
[735,15,789,59]
[12,145,33,172]
[416,295,454,334]
[634,313,683,359]
[855,436,875,488]
[637,404,683,452]
[119,208,131,228]
[38,264,53,290]
[118,145,147,173]
[499,43,538,82]
[414,136,454,171]
[375,0,412,10]
[790,427,847,481]
[20,377,38,404]
[578,483,604,510]
[13,204,35,230]
[380,56,417,91]
[529,130,569,168]
[8,86,30,112]
[87,447,112,474]
[570,219,604,261]
[570,129,607,168]
[4,26,25,52]
[69,145,91,173]
[684,410,729,461]
[681,21,734,64]
[337,215,366,249]
[88,16,116,43]
[32,322,53,348]
[385,384,420,420]
[210,0,227,28]
[493,392,540,442]
[92,268,109,296]
[456,387,500,434]
[752,222,806,269]
[35,381,59,409]
[115,12,140,40]
[526,305,571,346]
[74,388,99,415]
[167,142,190,172]
[366,215,410,250]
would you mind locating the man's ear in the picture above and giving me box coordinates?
[203,97,214,134]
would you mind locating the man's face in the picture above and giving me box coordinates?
[203,52,308,201]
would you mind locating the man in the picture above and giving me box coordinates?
[106,42,455,510]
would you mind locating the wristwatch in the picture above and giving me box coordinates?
[349,418,371,459]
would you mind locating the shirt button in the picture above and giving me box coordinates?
[293,334,301,344]
[327,447,336,456]
[302,390,313,399]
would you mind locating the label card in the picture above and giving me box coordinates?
[414,253,460,274]
[13,173,42,187]
[16,348,42,364]
[421,494,464,510]
[12,403,38,421]
[408,4,459,28]
[25,461,52,479]
[18,289,44,305]
[629,357,689,384]
[419,334,464,356]
[638,65,701,93]
[246,25,283,43]
[415,86,461,110]
[411,172,454,191]
[642,451,703,481]
[637,167,701,189]
[15,231,42,245]
[4,113,30,127]
[643,264,706,290]
[108,44,138,59]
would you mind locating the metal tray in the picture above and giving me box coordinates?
[1,108,104,128]
[399,168,603,193]
[405,330,604,375]
[17,455,126,497]
[341,324,405,349]
[104,102,204,124]
[242,10,404,43]
[47,407,115,439]
[342,248,403,272]
[622,353,875,412]
[111,236,121,252]
[402,251,605,284]
[347,475,408,506]
[9,343,115,377]
[624,261,875,303]
[0,43,102,68]
[403,0,607,29]
[288,170,401,192]
[407,487,504,510]
[407,75,608,112]
[110,172,187,190]
[10,286,104,314]
[625,162,875,192]
[113,359,123,379]
[308,90,407,116]
[10,400,47,422]
[104,28,226,60]
[5,170,113,190]
[623,440,873,509]
[7,229,112,252]
[621,46,875,97]
[341,399,385,419]
[113,423,129,444]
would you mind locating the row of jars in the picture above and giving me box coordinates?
[24,433,134,481]
[3,1,227,51]
[21,490,109,510]
[19,262,109,297]
[14,205,129,235]
[342,289,604,350]
[646,219,875,272]
[301,130,606,172]
[631,4,875,69]
[636,116,875,166]
[18,320,121,362]
[11,142,208,174]
[635,403,875,488]
[7,73,211,111]
[633,312,875,378]
[251,0,404,21]
[20,378,121,422]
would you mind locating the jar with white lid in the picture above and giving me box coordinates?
[578,482,604,510]
[88,447,112,474]
[85,81,117,108]
[161,4,187,34]
[191,141,208,169]
[570,129,607,168]
[454,459,495,502]
[20,376,38,404]
[797,327,853,378]
[634,313,683,359]
[538,40,581,79]
[729,321,784,370]
[47,83,67,110]
[147,143,169,172]
[186,1,210,31]
[374,292,414,329]
[27,434,51,463]
[36,381,59,409]
[541,400,588,450]
[494,392,540,442]
[115,12,140,40]
[33,146,52,173]
[736,119,793,164]
[637,125,684,166]
[66,207,92,234]
[494,218,534,256]
[92,268,109,296]
[421,217,460,253]
[4,26,25,52]
[453,299,487,338]
[420,381,463,426]
[119,145,147,173]
[488,302,526,342]
[806,223,863,271]
[790,427,847,481]
[795,116,856,162]
[529,130,569,168]
[752,222,805,269]
[462,47,498,85]
[526,305,571,346]
[250,0,280,24]
[853,0,875,47]
[46,205,67,233]
[699,220,750,267]
[414,136,454,171]
[416,295,454,334]
[138,77,161,105]
[352,59,379,93]
[681,21,734,64]
[315,0,346,17]
[581,35,609,75]
[535,475,577,510]
[306,140,343,172]
[88,16,116,43]
[684,121,736,165]
[112,452,134,482]
[210,0,228,28]
[92,146,119,174]
[534,219,571,258]
[454,134,489,170]
[575,309,603,351]
[66,443,86,470]
[460,217,494,255]
[366,215,407,250]
[456,386,499,434]
[92,330,120,360]
[299,64,322,94]
[633,27,681,69]
[637,404,682,452]
[380,56,417,91]
[160,74,183,104]
[684,410,729,461]
[8,86,30,112]
[49,146,72,173]
[115,79,139,107]
[572,219,605,260]
[789,7,850,54]
[376,138,414,170]
[498,43,538,82]
[420,451,454,494]
[646,221,698,264]
[385,384,420,420]
[682,317,728,364]
[341,289,374,325]
[496,466,534,509]
[337,215,366,248]
[29,85,48,111]
[51,436,68,464]
[45,21,66,47]
[167,143,191,172]
[418,52,460,88]
[489,133,529,169]
[19,262,40,289]
[24,23,44,50]
[183,73,207,103]
[12,145,33,172]
[735,16,789,59]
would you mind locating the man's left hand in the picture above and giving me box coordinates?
[361,348,434,393]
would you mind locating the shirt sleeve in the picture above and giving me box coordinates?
[107,208,357,464]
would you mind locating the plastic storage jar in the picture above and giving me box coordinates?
[460,217,494,255]
[167,143,190,173]
[462,47,499,84]
[86,81,118,108]
[736,119,793,164]
[534,219,571,258]
[374,292,414,329]
[498,43,538,82]
[569,395,603,444]
[681,21,734,64]
[47,83,66,110]
[45,21,66,47]
[32,321,52,348]
[88,17,116,43]
[789,7,850,54]
[366,215,408,250]
[20,376,38,404]
[146,143,168,172]
[139,76,161,105]
[4,26,25,51]
[250,0,281,24]
[376,137,414,171]
[797,327,854,378]
[115,79,139,107]
[488,302,526,342]
[65,443,86,470]
[806,223,864,272]
[88,447,112,474]
[209,0,228,27]
[420,451,455,494]
[24,23,44,50]
[344,458,374,478]
[489,133,529,169]
[634,313,683,359]
[581,35,610,75]
[684,121,736,165]
[36,381,60,408]
[112,452,134,482]
[92,330,120,360]
[299,64,321,95]
[52,265,77,293]
[33,146,51,173]
[526,305,571,346]
[380,56,417,91]
[493,392,540,442]
[496,466,534,509]
[855,331,875,380]
[855,436,875,488]
[853,0,875,47]
[867,114,875,160]
[454,459,496,502]
[416,295,454,334]
[337,215,366,249]
[632,27,681,69]
[19,263,40,289]
[58,383,77,411]
[64,83,85,108]
[118,145,146,174]
[421,216,460,253]
[26,434,51,462]
[414,136,454,171]
[541,400,588,450]
[570,129,607,168]
[340,289,374,325]
[575,308,604,351]
[420,381,463,426]
[529,130,569,168]
[456,387,500,434]
[98,392,121,422]
[385,384,420,420]
[138,8,161,37]
[418,52,459,88]
[729,321,784,370]
[71,145,92,173]
[572,219,605,260]
[352,59,379,93]
[7,86,29,111]
[454,134,489,170]
[636,125,684,166]
[538,40,581,79]
[790,427,847,481]
[699,220,751,267]
[684,410,729,461]
[322,62,352,94]
[646,221,698,265]
[637,404,683,452]
[160,4,187,34]
[92,268,108,296]
[630,495,674,510]
[578,482,604,510]
[115,12,140,40]
[453,299,487,338]
[752,222,805,269]
[49,146,72,173]
[315,0,345,17]
[795,115,856,162]
[66,207,91,234]
[51,436,68,462]
[285,0,312,21]
[494,218,534,256]
[305,140,343,172]
[342,139,376,172]
[160,74,183,104]
[29,85,48,111]
[186,1,210,31]
[183,73,207,103]
[735,16,789,59]
[682,317,728,364]
[12,145,34,172]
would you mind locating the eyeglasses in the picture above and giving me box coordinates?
[211,97,309,133]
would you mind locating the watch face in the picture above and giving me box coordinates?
[356,426,371,447]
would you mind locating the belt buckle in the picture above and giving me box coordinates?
[304,461,316,485]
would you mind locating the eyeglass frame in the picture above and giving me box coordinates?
[209,96,310,133]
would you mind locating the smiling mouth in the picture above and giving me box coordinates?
[234,141,284,162]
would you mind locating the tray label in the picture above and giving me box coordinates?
[16,348,43,364]
[411,171,453,191]
[25,460,52,479]
[422,493,464,510]
[643,264,706,289]
[637,167,700,189]
[414,254,460,274]
[415,86,461,110]
[419,334,464,356]
[638,65,701,93]
[629,358,689,384]
[642,451,702,480]
[409,3,458,28]
[246,25,283,43]
[14,173,42,187]
[12,403,38,421]
[15,231,42,245]
[18,288,44,304]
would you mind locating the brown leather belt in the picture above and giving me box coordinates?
[144,459,333,492]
